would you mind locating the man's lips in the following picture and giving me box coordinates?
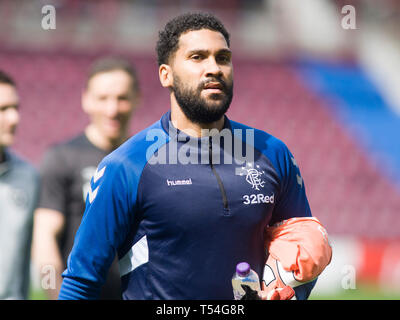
[203,82,224,93]
[204,82,223,89]
[106,119,122,129]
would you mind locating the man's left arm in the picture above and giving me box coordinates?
[262,142,332,300]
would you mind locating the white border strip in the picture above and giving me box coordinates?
[119,235,149,277]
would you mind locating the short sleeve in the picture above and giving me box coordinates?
[38,147,68,214]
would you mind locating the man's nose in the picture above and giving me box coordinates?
[205,57,223,78]
[105,99,119,117]
[6,108,20,126]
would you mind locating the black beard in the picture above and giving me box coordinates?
[172,74,233,124]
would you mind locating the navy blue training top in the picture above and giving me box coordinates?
[59,112,314,300]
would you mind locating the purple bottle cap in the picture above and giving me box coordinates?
[236,262,250,276]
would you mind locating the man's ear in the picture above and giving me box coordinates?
[159,64,173,88]
[81,89,90,113]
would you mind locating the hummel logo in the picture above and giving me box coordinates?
[88,186,99,204]
[166,178,193,186]
[88,165,106,203]
[291,157,298,168]
[93,165,106,183]
[296,174,303,187]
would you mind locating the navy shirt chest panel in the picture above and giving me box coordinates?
[136,144,280,243]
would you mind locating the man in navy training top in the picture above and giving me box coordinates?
[59,12,324,300]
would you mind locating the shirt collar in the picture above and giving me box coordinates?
[0,148,11,176]
[160,110,232,140]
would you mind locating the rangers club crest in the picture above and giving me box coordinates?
[237,162,266,191]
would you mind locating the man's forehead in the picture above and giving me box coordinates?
[87,70,133,91]
[177,29,229,52]
[0,84,19,106]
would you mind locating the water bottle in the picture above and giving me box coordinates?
[232,262,261,300]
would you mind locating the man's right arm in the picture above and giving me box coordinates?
[31,208,65,299]
[31,147,67,299]
[59,157,136,299]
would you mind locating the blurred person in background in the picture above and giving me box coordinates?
[31,57,140,299]
[0,70,39,299]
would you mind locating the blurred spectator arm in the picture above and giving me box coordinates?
[31,208,65,300]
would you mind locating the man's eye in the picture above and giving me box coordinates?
[0,104,18,112]
[191,55,202,61]
[218,55,230,63]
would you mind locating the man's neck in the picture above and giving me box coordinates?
[0,147,5,164]
[84,125,126,152]
[170,96,225,138]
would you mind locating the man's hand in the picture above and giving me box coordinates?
[260,286,295,300]
[240,285,261,300]
[238,282,295,300]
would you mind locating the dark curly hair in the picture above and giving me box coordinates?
[156,12,230,66]
[86,57,140,93]
[0,70,16,87]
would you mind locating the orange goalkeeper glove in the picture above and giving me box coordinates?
[260,217,333,300]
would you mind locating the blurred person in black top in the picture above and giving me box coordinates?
[32,57,140,299]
